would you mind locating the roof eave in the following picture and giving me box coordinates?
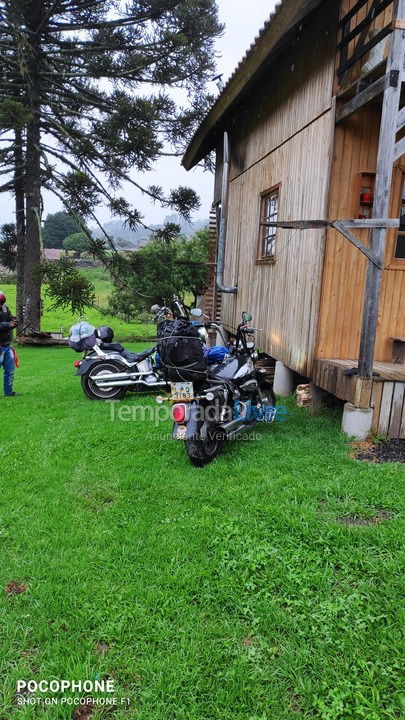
[182,0,325,170]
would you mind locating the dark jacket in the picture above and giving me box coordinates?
[0,304,14,345]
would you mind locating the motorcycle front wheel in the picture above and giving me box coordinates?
[81,361,127,400]
[185,425,224,467]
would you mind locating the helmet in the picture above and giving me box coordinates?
[95,325,114,343]
[0,291,6,304]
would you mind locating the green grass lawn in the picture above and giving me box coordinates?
[1,271,155,341]
[0,346,404,719]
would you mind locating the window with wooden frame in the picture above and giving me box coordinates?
[257,186,279,263]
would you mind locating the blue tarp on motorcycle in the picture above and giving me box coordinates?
[204,345,229,364]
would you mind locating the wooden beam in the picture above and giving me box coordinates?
[261,218,391,268]
[340,13,351,69]
[358,0,405,380]
[332,221,383,269]
[394,135,405,160]
[341,218,399,228]
[336,75,387,123]
[339,0,392,50]
[396,105,405,129]
[339,0,370,28]
[338,24,392,77]
[262,218,398,229]
[262,220,329,229]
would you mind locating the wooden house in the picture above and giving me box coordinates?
[183,0,405,439]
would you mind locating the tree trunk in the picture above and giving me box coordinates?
[14,129,25,331]
[23,36,42,334]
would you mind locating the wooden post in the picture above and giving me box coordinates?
[358,0,405,379]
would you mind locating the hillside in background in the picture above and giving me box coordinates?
[91,214,209,247]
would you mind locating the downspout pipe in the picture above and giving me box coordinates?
[216,131,237,293]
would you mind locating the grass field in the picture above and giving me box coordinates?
[1,270,155,340]
[0,346,404,719]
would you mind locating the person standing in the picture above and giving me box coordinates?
[0,291,19,397]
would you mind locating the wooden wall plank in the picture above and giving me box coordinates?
[371,380,384,430]
[389,382,405,437]
[400,395,405,438]
[378,381,394,434]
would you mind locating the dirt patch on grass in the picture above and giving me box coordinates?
[79,487,115,512]
[96,642,110,655]
[242,636,254,647]
[4,580,28,595]
[21,648,38,658]
[72,700,95,719]
[352,438,405,463]
[338,508,393,526]
[289,695,303,713]
[350,438,375,458]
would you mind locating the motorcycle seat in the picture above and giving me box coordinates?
[99,341,125,352]
[120,347,155,363]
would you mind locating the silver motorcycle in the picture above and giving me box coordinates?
[74,301,226,401]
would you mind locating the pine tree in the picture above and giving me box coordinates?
[0,0,222,332]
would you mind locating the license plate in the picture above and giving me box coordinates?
[170,382,194,401]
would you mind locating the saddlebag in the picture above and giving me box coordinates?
[157,318,207,381]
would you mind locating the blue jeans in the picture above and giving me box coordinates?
[0,345,15,396]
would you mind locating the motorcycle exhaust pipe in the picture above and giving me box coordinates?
[221,415,255,433]
[95,378,167,388]
[94,372,140,382]
[226,423,252,439]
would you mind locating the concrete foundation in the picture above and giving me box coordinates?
[273,361,295,397]
[341,402,373,440]
[309,383,323,416]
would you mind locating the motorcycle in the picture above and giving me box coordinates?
[73,299,229,401]
[74,337,168,401]
[163,311,276,466]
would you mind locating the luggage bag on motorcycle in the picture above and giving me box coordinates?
[157,318,207,381]
[68,321,96,352]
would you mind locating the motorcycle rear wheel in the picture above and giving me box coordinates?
[185,426,224,467]
[81,361,127,400]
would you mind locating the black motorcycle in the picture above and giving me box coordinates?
[160,311,276,466]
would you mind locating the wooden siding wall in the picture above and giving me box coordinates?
[317,105,405,363]
[220,0,337,376]
[372,381,405,439]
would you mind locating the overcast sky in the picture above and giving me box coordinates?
[2,1,277,226]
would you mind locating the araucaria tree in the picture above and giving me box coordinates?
[0,0,222,332]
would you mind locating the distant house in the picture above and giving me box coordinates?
[44,248,63,261]
[183,0,405,439]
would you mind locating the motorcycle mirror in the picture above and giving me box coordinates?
[242,311,252,323]
[151,304,160,313]
[190,308,203,317]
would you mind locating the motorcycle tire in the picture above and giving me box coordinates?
[81,361,127,401]
[185,425,224,467]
